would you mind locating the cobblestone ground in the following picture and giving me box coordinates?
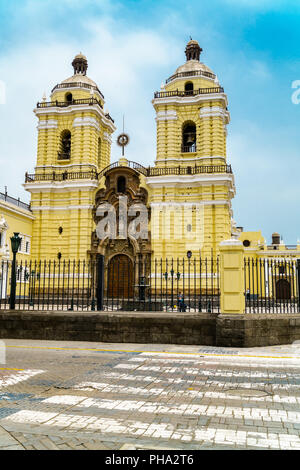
[0,339,300,450]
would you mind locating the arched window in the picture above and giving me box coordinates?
[117,176,126,193]
[58,130,71,160]
[184,82,194,95]
[65,92,73,103]
[98,137,102,168]
[182,121,196,153]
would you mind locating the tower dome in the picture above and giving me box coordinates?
[174,40,215,77]
[59,53,98,88]
[165,40,216,84]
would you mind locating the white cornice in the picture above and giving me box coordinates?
[23,180,99,193]
[37,119,58,130]
[199,106,230,124]
[73,116,100,131]
[34,104,116,133]
[31,205,94,211]
[146,173,235,189]
[155,110,178,121]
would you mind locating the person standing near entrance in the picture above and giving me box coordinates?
[178,292,186,312]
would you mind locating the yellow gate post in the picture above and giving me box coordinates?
[219,239,245,315]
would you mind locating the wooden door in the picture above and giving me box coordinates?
[276,279,291,300]
[107,255,134,298]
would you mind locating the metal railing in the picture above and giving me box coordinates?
[51,82,105,100]
[0,191,31,211]
[36,97,103,109]
[25,170,98,183]
[98,160,149,179]
[0,257,220,313]
[25,163,232,183]
[166,69,216,84]
[148,164,232,177]
[154,86,224,99]
[244,258,300,314]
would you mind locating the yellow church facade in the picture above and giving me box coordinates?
[21,41,236,264]
[1,40,299,271]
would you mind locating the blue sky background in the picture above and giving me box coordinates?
[0,0,299,243]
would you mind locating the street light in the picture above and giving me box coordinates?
[170,269,174,311]
[10,232,22,310]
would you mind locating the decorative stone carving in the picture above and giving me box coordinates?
[91,166,152,264]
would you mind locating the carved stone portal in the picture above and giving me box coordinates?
[90,166,152,297]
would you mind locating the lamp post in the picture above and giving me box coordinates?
[170,268,174,311]
[10,232,22,310]
[297,259,300,312]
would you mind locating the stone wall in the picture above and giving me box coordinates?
[0,311,217,346]
[216,314,300,347]
[1,311,300,347]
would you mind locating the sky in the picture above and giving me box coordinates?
[0,0,299,244]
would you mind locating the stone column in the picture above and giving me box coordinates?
[219,238,245,315]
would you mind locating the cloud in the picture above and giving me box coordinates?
[220,0,294,9]
[0,0,299,244]
[228,121,300,243]
[0,16,181,201]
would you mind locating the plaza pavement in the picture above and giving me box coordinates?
[0,339,300,450]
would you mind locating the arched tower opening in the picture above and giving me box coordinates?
[184,82,194,95]
[182,121,196,153]
[58,130,71,160]
[65,92,73,103]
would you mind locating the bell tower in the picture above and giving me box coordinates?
[24,54,116,260]
[147,40,235,258]
[152,39,229,168]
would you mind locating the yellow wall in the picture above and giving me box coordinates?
[0,200,34,261]
[25,78,116,261]
[149,69,233,259]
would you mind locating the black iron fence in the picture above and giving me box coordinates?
[244,258,300,313]
[0,257,220,313]
[3,256,299,314]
